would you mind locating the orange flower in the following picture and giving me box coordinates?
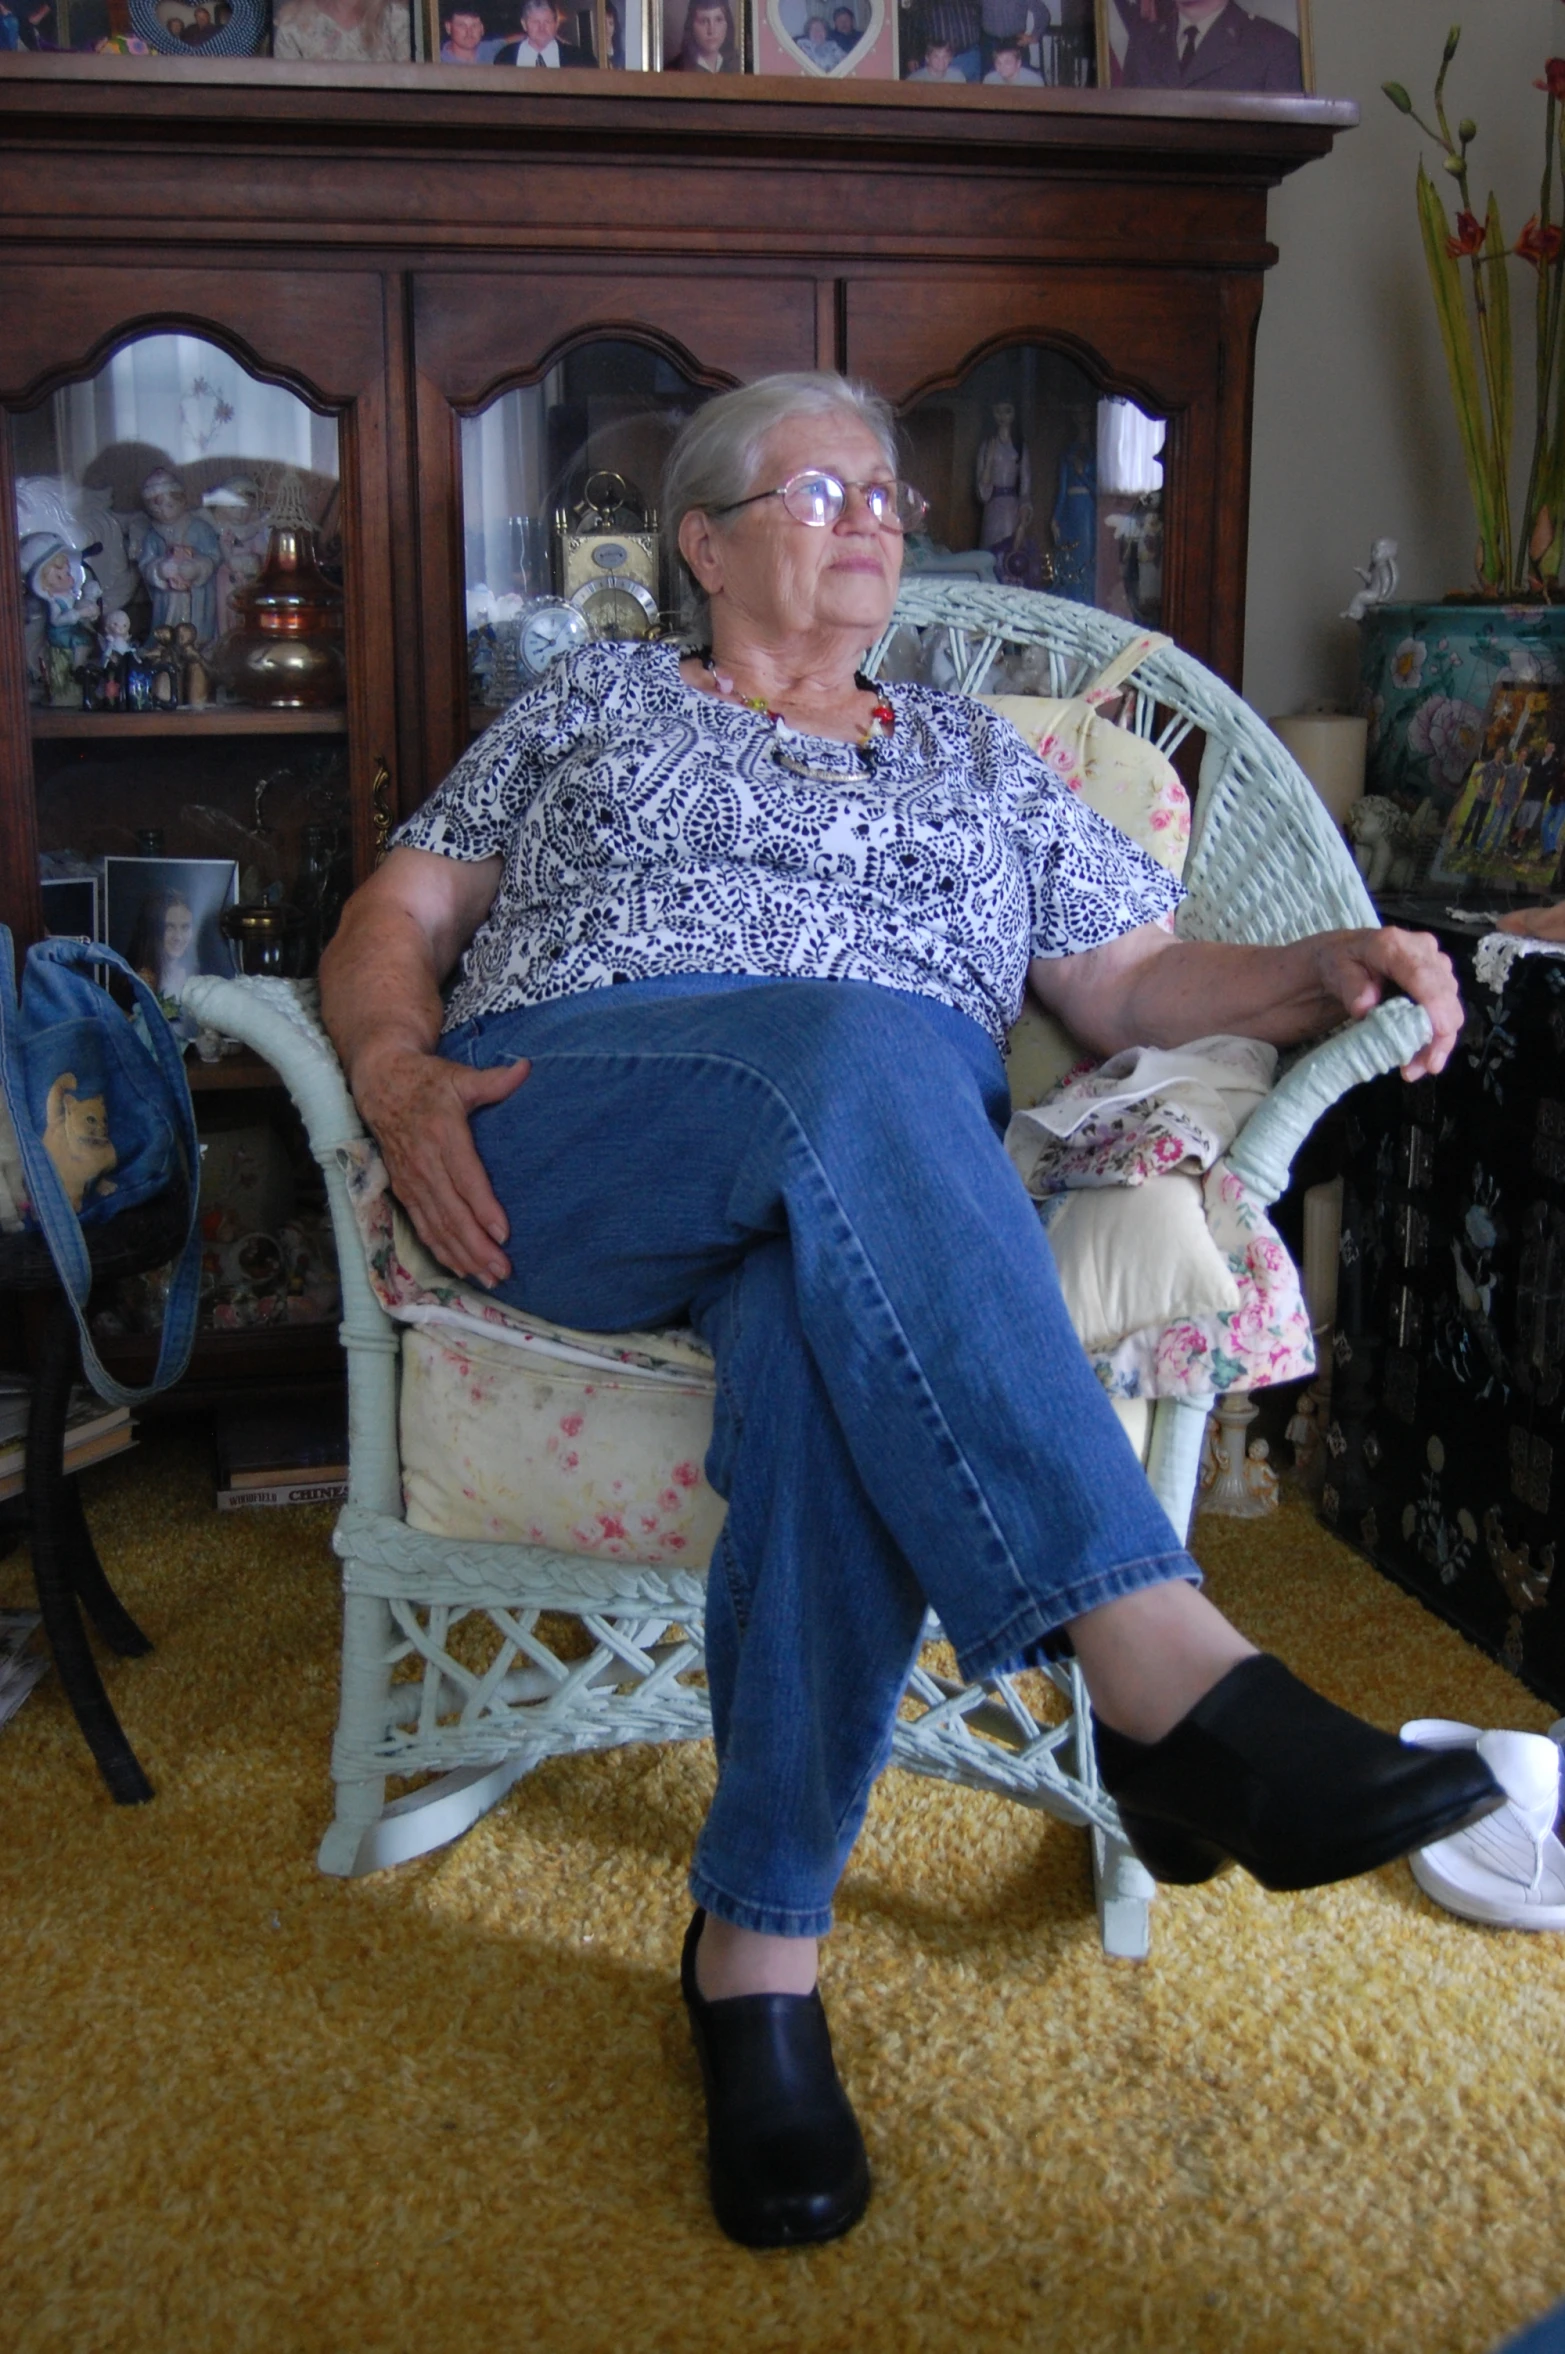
[1445,210,1486,258]
[1537,57,1565,97]
[1517,214,1565,267]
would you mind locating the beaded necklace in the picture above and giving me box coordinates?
[700,650,895,762]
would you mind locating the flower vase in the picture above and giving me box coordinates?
[1357,601,1565,820]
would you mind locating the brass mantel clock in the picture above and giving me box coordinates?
[555,471,662,641]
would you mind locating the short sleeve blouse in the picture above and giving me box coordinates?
[391,640,1182,1050]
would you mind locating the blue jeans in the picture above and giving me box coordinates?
[444,975,1195,1937]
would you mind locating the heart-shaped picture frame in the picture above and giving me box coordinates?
[761,0,891,76]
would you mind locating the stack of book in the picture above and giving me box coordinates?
[214,1406,349,1511]
[0,1376,135,1504]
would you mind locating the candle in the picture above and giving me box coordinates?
[1269,714,1368,827]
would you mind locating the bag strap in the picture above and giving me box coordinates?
[1079,630,1173,709]
[0,926,203,1409]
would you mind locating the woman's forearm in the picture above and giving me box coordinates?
[318,846,501,1096]
[319,888,447,1096]
[1034,923,1462,1081]
[1114,935,1357,1050]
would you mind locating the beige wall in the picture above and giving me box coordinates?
[1242,0,1556,721]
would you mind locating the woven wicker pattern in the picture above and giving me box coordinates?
[180,584,1423,1958]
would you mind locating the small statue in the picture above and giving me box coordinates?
[147,624,180,709]
[975,401,1033,554]
[206,475,272,639]
[1284,1387,1324,1487]
[95,609,135,710]
[19,530,102,707]
[137,465,221,641]
[173,620,213,706]
[1347,793,1425,893]
[1342,536,1399,622]
[1199,1393,1280,1518]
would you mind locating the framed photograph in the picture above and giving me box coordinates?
[424,0,602,60]
[41,876,100,948]
[658,0,741,70]
[898,0,1093,84]
[268,0,414,59]
[1095,0,1311,95]
[1429,680,1565,897]
[102,858,238,1036]
[128,0,270,51]
[752,0,893,77]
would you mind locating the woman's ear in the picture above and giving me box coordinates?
[678,508,726,600]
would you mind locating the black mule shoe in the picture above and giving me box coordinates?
[1092,1654,1506,1892]
[681,1909,870,2249]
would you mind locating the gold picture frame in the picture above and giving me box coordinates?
[1094,0,1313,95]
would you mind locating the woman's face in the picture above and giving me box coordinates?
[683,409,904,651]
[689,3,725,52]
[163,903,194,964]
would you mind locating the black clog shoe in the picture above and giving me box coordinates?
[681,1909,870,2249]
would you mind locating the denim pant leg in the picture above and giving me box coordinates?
[690,1234,930,1937]
[455,976,1195,1932]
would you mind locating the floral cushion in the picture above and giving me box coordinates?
[399,1321,726,1565]
[982,691,1190,1112]
[1087,1162,1316,1404]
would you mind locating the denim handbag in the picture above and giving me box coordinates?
[0,924,202,1406]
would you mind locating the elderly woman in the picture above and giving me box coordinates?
[319,371,1499,2251]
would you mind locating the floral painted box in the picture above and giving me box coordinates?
[1358,600,1565,821]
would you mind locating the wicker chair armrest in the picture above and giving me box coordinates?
[182,975,364,1160]
[1225,997,1432,1206]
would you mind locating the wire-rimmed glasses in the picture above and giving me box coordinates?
[713,470,930,534]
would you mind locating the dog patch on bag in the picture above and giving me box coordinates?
[43,1072,119,1210]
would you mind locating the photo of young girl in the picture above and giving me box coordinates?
[104,857,239,1037]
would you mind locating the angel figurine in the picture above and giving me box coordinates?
[1342,536,1399,622]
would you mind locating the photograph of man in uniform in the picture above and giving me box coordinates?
[1106,0,1304,93]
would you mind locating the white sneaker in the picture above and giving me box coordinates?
[1401,1719,1565,1930]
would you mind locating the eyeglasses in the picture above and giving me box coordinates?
[712,470,930,534]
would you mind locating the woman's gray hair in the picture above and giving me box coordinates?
[662,371,900,623]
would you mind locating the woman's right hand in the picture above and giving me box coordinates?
[351,1041,532,1288]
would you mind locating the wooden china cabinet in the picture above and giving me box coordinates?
[0,55,1350,1402]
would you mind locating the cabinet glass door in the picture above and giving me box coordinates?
[459,337,714,717]
[13,329,352,991]
[899,345,1166,643]
[9,328,354,1379]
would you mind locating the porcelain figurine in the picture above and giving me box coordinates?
[137,466,221,642]
[206,475,273,639]
[974,401,1032,553]
[1343,536,1399,623]
[19,530,102,707]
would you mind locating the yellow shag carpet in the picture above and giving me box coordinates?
[3,1429,1564,2354]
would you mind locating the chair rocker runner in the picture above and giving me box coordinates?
[184,581,1429,1962]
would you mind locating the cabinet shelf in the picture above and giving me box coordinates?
[186,1047,291,1093]
[31,707,348,740]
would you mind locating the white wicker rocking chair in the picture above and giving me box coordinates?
[183,580,1428,1962]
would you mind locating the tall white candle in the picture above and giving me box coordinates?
[1269,714,1368,827]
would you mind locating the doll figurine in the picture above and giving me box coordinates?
[19,530,103,707]
[974,401,1032,553]
[206,475,272,639]
[137,466,221,642]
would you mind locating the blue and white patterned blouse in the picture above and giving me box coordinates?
[392,640,1182,1050]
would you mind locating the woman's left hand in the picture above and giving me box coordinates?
[1306,926,1464,1079]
